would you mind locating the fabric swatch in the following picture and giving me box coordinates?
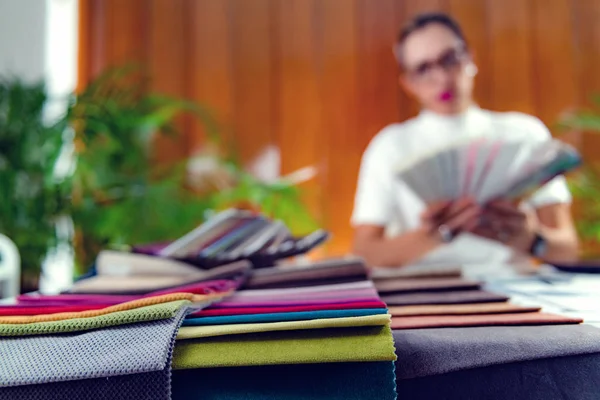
[0,300,190,336]
[232,280,375,297]
[177,314,391,339]
[0,369,174,400]
[388,302,541,317]
[213,296,381,308]
[16,289,228,307]
[0,293,198,324]
[393,324,600,379]
[245,261,367,289]
[382,290,509,306]
[193,301,388,317]
[173,325,397,368]
[223,288,379,303]
[183,308,388,326]
[69,260,250,294]
[374,278,480,294]
[172,362,397,400]
[0,304,113,316]
[0,308,187,388]
[370,265,462,279]
[391,312,582,330]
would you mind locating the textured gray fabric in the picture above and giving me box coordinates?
[393,324,600,379]
[396,353,600,400]
[0,308,187,388]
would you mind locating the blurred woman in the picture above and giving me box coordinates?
[351,13,579,272]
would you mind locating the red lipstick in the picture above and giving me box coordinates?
[439,91,454,102]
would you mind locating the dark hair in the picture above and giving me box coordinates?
[395,12,467,64]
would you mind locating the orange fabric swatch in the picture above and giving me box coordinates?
[391,312,583,330]
[388,302,541,317]
[0,292,221,324]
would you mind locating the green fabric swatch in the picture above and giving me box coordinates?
[173,325,397,369]
[0,300,190,337]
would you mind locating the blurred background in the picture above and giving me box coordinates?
[3,0,600,294]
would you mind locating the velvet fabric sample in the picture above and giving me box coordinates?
[0,293,199,324]
[391,312,582,330]
[0,369,174,400]
[245,260,368,289]
[388,302,541,317]
[0,304,113,316]
[68,260,250,294]
[172,362,397,400]
[183,308,388,326]
[0,300,190,336]
[232,280,375,297]
[173,325,397,368]
[392,324,600,379]
[395,353,600,400]
[16,282,232,307]
[374,278,480,294]
[370,265,462,279]
[0,308,187,389]
[223,288,379,303]
[193,301,388,317]
[382,290,509,306]
[213,296,381,308]
[177,314,391,339]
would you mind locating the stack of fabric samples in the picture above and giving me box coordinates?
[170,257,398,399]
[0,293,211,399]
[371,266,584,330]
[132,208,330,269]
[0,259,247,398]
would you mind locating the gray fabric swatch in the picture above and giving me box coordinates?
[0,308,187,388]
[0,370,168,400]
[393,324,600,379]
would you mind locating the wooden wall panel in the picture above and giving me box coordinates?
[487,0,536,114]
[78,0,600,256]
[276,0,323,220]
[447,0,491,109]
[149,0,188,162]
[531,0,579,126]
[105,0,148,67]
[187,0,234,152]
[230,0,274,165]
[320,0,359,255]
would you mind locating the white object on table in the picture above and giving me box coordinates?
[0,234,20,299]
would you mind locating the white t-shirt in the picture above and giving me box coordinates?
[351,106,572,270]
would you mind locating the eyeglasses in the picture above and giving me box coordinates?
[404,46,468,83]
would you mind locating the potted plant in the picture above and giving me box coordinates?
[67,66,319,272]
[0,79,71,292]
[559,101,600,258]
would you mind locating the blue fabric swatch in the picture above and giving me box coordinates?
[182,308,388,326]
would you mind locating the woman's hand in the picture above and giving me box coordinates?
[421,197,481,242]
[472,199,536,250]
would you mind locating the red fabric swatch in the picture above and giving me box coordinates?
[192,300,387,317]
[0,304,113,316]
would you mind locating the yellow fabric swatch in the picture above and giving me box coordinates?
[176,314,391,340]
[0,293,220,324]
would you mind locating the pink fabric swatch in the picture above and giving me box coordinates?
[0,304,115,316]
[225,288,379,303]
[192,300,388,317]
[211,296,381,308]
